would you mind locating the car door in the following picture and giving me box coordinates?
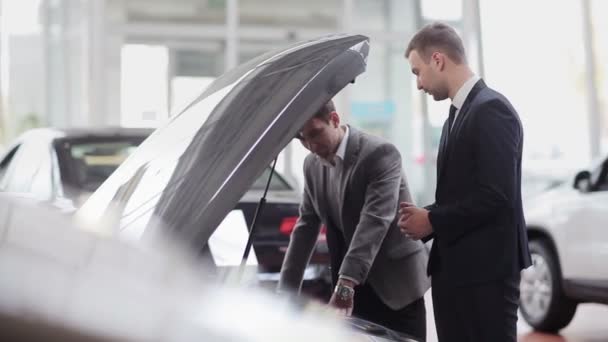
[562,158,608,282]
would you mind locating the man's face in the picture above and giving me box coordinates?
[408,50,449,101]
[298,113,342,160]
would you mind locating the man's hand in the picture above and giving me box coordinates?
[398,202,433,240]
[329,278,355,316]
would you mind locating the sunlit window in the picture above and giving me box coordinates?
[481,0,589,175]
[592,0,608,154]
[422,0,463,21]
[120,45,169,128]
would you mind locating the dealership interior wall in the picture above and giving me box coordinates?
[0,0,606,203]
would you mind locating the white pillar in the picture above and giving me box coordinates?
[87,0,124,127]
[462,0,484,78]
[339,0,354,122]
[581,0,600,158]
[413,0,436,204]
[225,0,239,71]
[87,0,106,126]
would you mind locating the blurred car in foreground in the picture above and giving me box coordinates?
[0,127,151,210]
[0,194,400,342]
[76,34,417,341]
[521,155,608,332]
[0,127,331,294]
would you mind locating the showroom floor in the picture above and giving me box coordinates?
[422,292,608,342]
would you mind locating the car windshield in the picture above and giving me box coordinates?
[57,138,146,193]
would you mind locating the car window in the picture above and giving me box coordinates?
[56,139,143,193]
[250,167,292,191]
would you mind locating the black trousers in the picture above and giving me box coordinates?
[353,283,427,342]
[431,273,520,342]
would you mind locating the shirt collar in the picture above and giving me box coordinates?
[452,75,480,110]
[335,125,349,161]
[318,125,349,168]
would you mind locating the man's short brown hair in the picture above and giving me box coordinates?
[405,22,466,64]
[313,100,336,122]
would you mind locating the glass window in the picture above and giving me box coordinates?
[348,39,428,200]
[124,0,226,25]
[170,48,224,115]
[480,0,590,175]
[592,0,608,154]
[353,0,418,32]
[121,44,169,128]
[421,0,462,21]
[344,0,429,201]
[239,0,340,30]
[250,167,292,191]
[58,140,143,193]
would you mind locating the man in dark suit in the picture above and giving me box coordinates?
[399,22,532,341]
[278,100,430,341]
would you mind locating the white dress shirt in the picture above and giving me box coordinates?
[451,74,480,130]
[316,126,359,286]
[318,125,349,168]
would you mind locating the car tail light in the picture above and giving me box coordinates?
[317,225,327,242]
[280,217,327,242]
[279,216,298,235]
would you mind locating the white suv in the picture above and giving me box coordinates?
[521,157,608,332]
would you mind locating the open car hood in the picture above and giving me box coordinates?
[77,34,369,252]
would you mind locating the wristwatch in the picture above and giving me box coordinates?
[334,283,355,301]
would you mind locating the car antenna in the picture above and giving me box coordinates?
[238,156,278,279]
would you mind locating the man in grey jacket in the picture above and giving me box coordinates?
[278,100,430,341]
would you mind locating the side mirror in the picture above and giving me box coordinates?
[573,170,591,192]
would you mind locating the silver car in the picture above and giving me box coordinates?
[521,156,608,332]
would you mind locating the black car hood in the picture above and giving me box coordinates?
[77,34,369,251]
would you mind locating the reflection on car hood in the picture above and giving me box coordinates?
[77,34,369,253]
[0,195,375,341]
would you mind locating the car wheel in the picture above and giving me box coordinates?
[519,239,577,333]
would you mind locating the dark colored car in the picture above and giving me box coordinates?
[77,34,417,341]
[238,169,331,299]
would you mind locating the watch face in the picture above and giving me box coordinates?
[338,286,353,300]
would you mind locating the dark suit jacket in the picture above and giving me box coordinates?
[426,79,532,286]
[279,126,430,310]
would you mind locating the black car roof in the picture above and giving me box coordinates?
[45,126,154,140]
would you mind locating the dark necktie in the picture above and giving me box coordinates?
[448,105,457,133]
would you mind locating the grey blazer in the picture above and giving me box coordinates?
[279,126,430,310]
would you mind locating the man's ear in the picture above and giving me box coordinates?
[330,111,340,127]
[432,51,445,71]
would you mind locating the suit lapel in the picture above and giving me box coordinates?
[437,79,487,184]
